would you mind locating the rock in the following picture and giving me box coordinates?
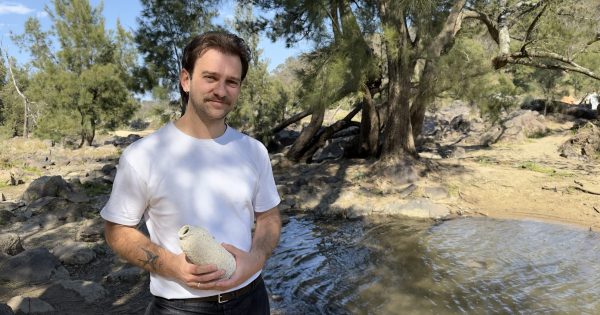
[488,110,548,144]
[65,191,90,203]
[0,248,69,284]
[424,187,449,200]
[100,164,116,176]
[178,225,236,279]
[105,266,144,284]
[0,233,25,256]
[0,210,15,226]
[52,241,96,265]
[0,201,24,212]
[25,197,86,225]
[21,176,73,203]
[559,122,600,161]
[381,198,450,219]
[6,296,54,314]
[450,114,471,133]
[109,134,142,147]
[47,280,107,303]
[76,218,104,242]
[0,303,14,315]
[311,136,355,163]
[449,146,466,159]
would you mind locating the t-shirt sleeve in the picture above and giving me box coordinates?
[253,144,281,213]
[100,154,149,226]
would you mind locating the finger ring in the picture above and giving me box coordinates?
[196,282,201,288]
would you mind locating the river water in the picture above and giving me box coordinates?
[264,215,600,314]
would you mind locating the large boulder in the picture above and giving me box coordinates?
[52,241,96,265]
[0,248,69,284]
[21,176,73,203]
[480,110,547,145]
[45,280,107,304]
[24,197,87,225]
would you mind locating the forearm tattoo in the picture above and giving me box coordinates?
[138,248,161,271]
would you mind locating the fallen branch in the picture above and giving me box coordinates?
[541,185,557,192]
[570,185,600,195]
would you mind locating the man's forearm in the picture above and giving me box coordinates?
[104,221,177,278]
[251,207,282,263]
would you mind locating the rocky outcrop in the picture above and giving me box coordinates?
[480,110,547,145]
[21,176,74,203]
[559,122,600,161]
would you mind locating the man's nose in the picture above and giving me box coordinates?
[213,81,227,98]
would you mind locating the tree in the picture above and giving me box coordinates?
[13,0,137,146]
[250,0,381,161]
[135,0,221,112]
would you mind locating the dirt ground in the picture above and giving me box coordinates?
[428,119,600,230]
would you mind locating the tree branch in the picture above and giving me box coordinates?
[463,9,499,44]
[521,3,547,54]
[493,50,600,80]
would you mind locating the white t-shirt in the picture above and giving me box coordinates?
[101,122,281,299]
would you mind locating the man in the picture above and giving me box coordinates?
[102,31,281,314]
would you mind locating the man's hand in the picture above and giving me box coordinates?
[214,206,281,291]
[104,221,226,290]
[213,243,264,290]
[173,253,227,290]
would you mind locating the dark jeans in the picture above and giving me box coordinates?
[144,277,270,315]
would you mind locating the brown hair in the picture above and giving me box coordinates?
[179,31,251,110]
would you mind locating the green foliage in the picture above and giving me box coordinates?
[135,0,221,103]
[437,37,519,123]
[517,161,556,175]
[8,0,139,146]
[225,4,294,142]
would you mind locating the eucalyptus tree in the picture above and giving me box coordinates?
[249,0,381,161]
[254,0,599,165]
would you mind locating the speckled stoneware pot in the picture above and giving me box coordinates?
[178,225,236,279]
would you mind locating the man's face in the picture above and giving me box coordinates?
[180,49,242,123]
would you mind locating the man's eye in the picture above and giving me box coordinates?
[227,81,240,87]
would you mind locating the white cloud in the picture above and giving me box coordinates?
[36,11,48,18]
[0,2,34,15]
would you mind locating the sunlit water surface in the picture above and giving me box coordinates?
[264,216,600,314]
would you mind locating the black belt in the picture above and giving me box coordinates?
[160,276,263,304]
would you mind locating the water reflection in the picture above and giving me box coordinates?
[264,215,600,314]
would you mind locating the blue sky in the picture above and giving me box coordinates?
[0,0,306,71]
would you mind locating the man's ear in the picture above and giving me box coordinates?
[180,69,191,92]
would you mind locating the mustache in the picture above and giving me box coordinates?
[203,97,231,105]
